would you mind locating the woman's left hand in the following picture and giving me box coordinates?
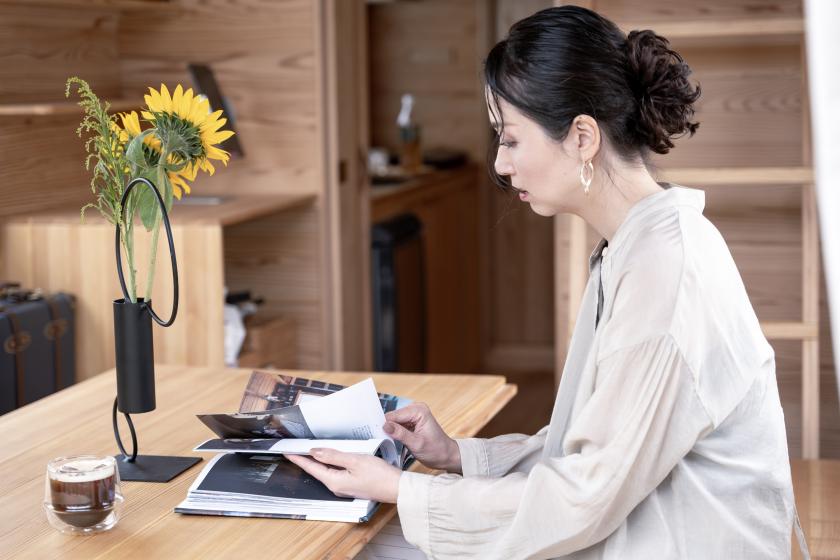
[285,449,402,504]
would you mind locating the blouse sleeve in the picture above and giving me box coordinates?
[397,334,714,559]
[455,426,549,477]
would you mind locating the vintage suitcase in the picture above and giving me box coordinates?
[0,286,75,414]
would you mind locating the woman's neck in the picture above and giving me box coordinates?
[572,162,664,244]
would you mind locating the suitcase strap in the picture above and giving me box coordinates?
[1,308,29,407]
[44,298,65,391]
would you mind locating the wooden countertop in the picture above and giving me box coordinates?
[0,365,516,559]
[4,192,317,227]
[370,165,478,222]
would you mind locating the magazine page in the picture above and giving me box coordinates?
[189,453,354,502]
[197,406,314,439]
[175,454,377,523]
[193,437,399,465]
[299,378,388,440]
[239,371,411,414]
[199,378,392,442]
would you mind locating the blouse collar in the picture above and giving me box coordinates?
[588,184,705,272]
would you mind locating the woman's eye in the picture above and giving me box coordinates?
[500,139,517,148]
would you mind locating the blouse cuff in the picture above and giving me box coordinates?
[397,471,433,554]
[455,438,488,477]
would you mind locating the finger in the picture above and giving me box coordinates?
[285,454,336,482]
[385,403,426,424]
[383,421,423,449]
[310,448,356,469]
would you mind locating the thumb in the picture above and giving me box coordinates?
[383,421,422,448]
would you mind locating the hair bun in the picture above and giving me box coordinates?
[625,29,701,154]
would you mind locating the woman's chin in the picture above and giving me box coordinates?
[527,201,558,217]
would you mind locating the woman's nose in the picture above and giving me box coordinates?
[495,150,513,177]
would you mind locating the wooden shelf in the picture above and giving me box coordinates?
[0,98,140,117]
[760,321,818,341]
[171,193,318,226]
[8,193,318,227]
[658,166,813,186]
[618,16,803,42]
[0,0,180,12]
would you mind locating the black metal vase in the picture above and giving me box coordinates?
[111,177,201,482]
[113,298,155,414]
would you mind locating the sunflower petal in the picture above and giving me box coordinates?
[210,130,235,143]
[159,84,172,112]
[172,84,184,118]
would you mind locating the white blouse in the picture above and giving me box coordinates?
[396,186,803,559]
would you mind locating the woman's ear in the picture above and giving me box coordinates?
[566,115,601,162]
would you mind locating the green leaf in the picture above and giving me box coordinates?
[126,130,155,170]
[162,172,174,213]
[135,169,162,231]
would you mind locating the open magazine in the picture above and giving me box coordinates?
[175,372,414,522]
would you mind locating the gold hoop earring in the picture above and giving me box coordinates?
[580,160,594,195]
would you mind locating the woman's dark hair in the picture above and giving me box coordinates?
[485,6,701,189]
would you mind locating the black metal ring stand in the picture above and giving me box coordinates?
[110,177,199,482]
[112,397,138,462]
[115,177,179,327]
[112,177,178,465]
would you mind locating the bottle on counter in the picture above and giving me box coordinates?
[397,93,422,174]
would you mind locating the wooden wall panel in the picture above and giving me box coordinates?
[223,204,323,371]
[0,4,122,103]
[595,0,801,24]
[485,0,555,373]
[323,0,373,371]
[115,0,328,369]
[368,0,487,163]
[650,45,803,168]
[0,4,123,217]
[0,116,92,217]
[487,192,555,348]
[117,0,321,197]
[1,216,225,380]
[0,0,330,378]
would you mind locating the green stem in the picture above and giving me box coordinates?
[120,220,137,303]
[144,164,166,303]
[125,213,137,303]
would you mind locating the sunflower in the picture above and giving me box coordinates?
[142,84,234,176]
[118,110,197,199]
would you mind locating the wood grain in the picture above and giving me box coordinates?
[1,195,318,379]
[323,0,373,371]
[372,166,482,374]
[791,460,840,559]
[368,0,488,164]
[0,364,516,560]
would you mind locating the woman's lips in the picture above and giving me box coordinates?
[518,190,529,201]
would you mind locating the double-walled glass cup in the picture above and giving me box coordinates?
[43,455,123,535]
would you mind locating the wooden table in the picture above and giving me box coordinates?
[0,365,516,559]
[790,459,840,559]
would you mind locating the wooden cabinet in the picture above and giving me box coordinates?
[0,0,363,377]
[372,166,481,373]
[2,194,316,380]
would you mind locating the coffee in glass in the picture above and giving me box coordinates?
[44,455,123,534]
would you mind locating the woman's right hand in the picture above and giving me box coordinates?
[384,402,461,473]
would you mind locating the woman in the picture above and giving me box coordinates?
[288,6,806,559]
